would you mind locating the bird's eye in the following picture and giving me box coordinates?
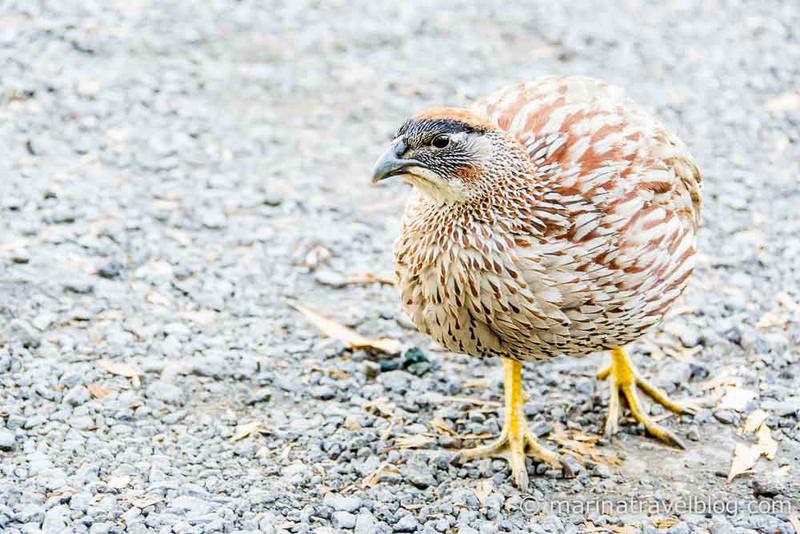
[431,135,450,149]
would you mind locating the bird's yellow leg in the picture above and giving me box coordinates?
[459,358,561,490]
[597,347,695,449]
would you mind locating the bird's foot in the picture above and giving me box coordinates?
[459,422,562,491]
[597,347,696,449]
[458,359,564,491]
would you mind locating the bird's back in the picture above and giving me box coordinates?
[395,76,702,361]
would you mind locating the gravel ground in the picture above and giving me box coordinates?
[1,1,800,533]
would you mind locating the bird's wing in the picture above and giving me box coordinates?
[471,76,702,351]
[473,76,702,230]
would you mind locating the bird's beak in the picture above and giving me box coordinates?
[372,138,424,184]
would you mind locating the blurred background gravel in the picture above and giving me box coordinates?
[1,1,799,533]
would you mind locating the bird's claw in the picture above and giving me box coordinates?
[598,349,694,449]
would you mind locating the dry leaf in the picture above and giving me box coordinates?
[765,91,800,113]
[107,475,130,489]
[756,423,777,460]
[699,373,741,391]
[380,421,396,441]
[457,432,494,441]
[361,462,398,488]
[551,423,622,466]
[755,312,788,330]
[653,518,679,529]
[46,488,76,499]
[146,293,170,306]
[395,434,434,449]
[291,304,401,354]
[728,442,761,482]
[474,479,494,507]
[584,521,639,534]
[86,384,112,399]
[433,395,501,407]
[345,272,395,286]
[661,344,703,361]
[179,309,217,326]
[96,359,141,388]
[126,496,161,509]
[231,421,269,442]
[344,414,361,431]
[429,418,456,436]
[281,444,295,461]
[728,421,777,482]
[742,409,769,434]
[365,398,399,421]
[306,363,348,379]
[787,514,800,533]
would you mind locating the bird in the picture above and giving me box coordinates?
[371,76,702,490]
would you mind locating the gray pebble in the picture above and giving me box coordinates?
[63,385,91,406]
[41,504,69,533]
[322,493,361,513]
[0,428,15,451]
[355,512,377,534]
[404,461,437,489]
[146,380,187,405]
[332,511,357,529]
[314,268,348,288]
[394,515,419,533]
[5,319,40,348]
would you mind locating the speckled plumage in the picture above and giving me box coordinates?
[392,76,702,362]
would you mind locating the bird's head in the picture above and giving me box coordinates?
[372,108,524,205]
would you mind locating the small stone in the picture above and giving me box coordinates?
[402,347,431,376]
[10,250,29,264]
[355,512,377,534]
[575,378,594,395]
[168,495,212,518]
[379,359,399,372]
[42,504,69,533]
[404,461,436,489]
[363,361,381,378]
[24,415,47,428]
[665,323,701,348]
[63,282,94,294]
[752,474,784,497]
[311,385,336,400]
[332,511,356,529]
[595,464,612,478]
[394,515,419,532]
[0,428,15,450]
[63,385,91,406]
[314,268,347,288]
[97,261,125,279]
[322,493,361,513]
[246,388,272,405]
[378,370,413,392]
[262,194,283,207]
[201,211,227,229]
[5,319,40,348]
[89,523,113,534]
[69,415,96,430]
[146,381,186,405]
[713,410,738,425]
[666,522,691,534]
[531,421,553,437]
